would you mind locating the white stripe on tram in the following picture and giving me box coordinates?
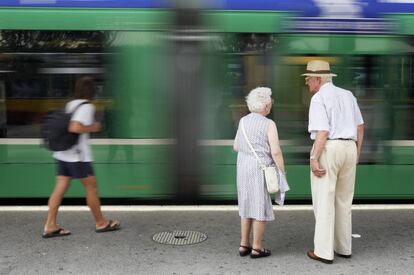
[0,139,414,146]
[0,138,177,145]
[0,139,295,146]
[383,140,414,146]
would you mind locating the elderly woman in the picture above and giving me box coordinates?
[233,87,286,258]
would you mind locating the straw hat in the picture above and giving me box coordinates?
[301,60,337,77]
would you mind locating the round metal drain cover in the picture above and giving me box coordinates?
[152,230,207,245]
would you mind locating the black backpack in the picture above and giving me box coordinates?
[41,101,89,151]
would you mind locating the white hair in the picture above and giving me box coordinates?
[246,87,272,113]
[320,75,333,84]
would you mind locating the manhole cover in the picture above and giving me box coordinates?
[152,230,207,245]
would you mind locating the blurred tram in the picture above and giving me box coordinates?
[0,0,413,202]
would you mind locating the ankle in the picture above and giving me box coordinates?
[44,223,57,231]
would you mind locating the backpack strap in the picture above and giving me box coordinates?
[69,101,90,118]
[68,101,90,158]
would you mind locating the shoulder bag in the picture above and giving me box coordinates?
[240,118,281,194]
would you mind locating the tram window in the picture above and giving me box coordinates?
[204,33,414,164]
[0,30,107,138]
[384,54,414,140]
[206,33,279,139]
[0,30,171,140]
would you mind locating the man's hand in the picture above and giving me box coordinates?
[311,159,326,177]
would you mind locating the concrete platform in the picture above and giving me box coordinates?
[0,205,413,274]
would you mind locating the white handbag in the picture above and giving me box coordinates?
[263,166,280,193]
[240,118,281,194]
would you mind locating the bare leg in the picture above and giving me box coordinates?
[80,175,107,228]
[44,176,71,233]
[252,220,266,253]
[240,218,252,251]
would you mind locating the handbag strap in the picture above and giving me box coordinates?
[240,118,265,168]
[240,117,282,172]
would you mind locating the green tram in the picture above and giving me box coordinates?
[0,1,413,202]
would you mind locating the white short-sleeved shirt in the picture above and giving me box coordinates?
[308,82,364,140]
[53,99,95,162]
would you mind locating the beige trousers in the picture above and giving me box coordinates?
[311,140,357,260]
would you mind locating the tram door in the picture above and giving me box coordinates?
[0,80,5,138]
[199,33,278,200]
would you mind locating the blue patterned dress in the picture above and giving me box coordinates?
[235,113,275,221]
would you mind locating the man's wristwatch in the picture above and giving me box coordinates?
[310,155,317,161]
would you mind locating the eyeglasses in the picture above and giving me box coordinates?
[305,76,320,84]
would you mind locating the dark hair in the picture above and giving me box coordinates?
[74,76,96,100]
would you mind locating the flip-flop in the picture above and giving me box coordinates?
[95,220,120,233]
[42,228,71,239]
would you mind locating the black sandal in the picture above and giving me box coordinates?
[95,220,121,233]
[250,248,271,259]
[239,245,252,257]
[42,228,71,239]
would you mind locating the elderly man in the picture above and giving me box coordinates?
[302,60,364,264]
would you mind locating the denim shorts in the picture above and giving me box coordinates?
[56,160,95,179]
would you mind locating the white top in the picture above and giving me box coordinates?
[308,82,364,141]
[53,99,95,162]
